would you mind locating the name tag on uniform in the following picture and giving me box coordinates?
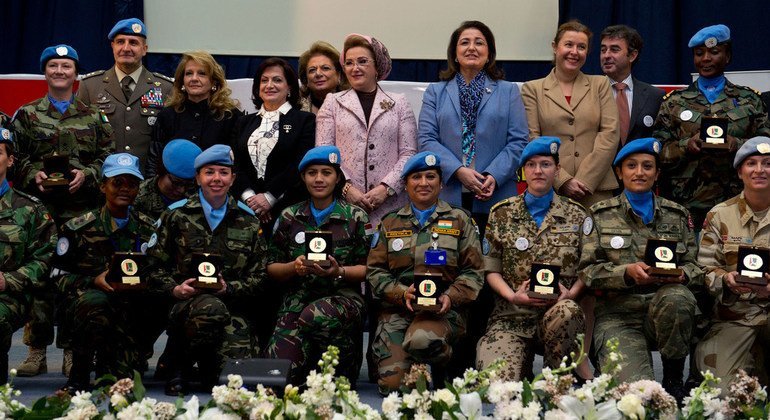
[385,230,412,238]
[550,224,579,234]
[431,227,460,236]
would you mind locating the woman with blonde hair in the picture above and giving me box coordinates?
[298,41,347,114]
[147,50,242,176]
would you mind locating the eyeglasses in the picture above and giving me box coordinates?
[343,58,372,69]
[523,161,555,170]
[167,174,196,190]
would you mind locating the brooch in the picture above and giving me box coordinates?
[283,124,292,133]
[379,100,394,111]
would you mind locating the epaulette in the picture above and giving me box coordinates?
[489,198,511,213]
[167,198,187,210]
[64,211,98,231]
[589,196,620,213]
[134,209,157,227]
[448,203,473,219]
[81,70,106,80]
[657,196,689,215]
[13,189,41,204]
[152,72,174,83]
[237,200,255,216]
[565,197,589,213]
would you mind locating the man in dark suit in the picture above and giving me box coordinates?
[77,18,173,173]
[600,25,664,145]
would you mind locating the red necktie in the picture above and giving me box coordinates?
[614,82,630,144]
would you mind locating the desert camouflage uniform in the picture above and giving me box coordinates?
[55,206,156,378]
[266,200,370,384]
[653,81,770,229]
[147,193,266,379]
[580,193,703,381]
[367,199,483,392]
[476,194,591,381]
[0,188,56,383]
[134,176,174,220]
[695,193,770,390]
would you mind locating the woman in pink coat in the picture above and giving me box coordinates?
[316,33,417,225]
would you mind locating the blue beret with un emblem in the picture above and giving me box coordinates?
[194,144,234,170]
[163,139,202,180]
[40,44,79,72]
[520,136,561,166]
[402,151,441,178]
[613,137,661,167]
[298,145,342,172]
[108,18,147,40]
[0,128,13,146]
[688,24,730,48]
[734,136,770,168]
[102,153,143,180]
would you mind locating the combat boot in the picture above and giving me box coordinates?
[62,349,72,377]
[62,350,93,392]
[662,357,687,404]
[15,346,47,377]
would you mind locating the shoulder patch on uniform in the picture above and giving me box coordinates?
[490,198,511,213]
[370,231,380,248]
[152,72,174,83]
[65,211,98,231]
[565,197,589,212]
[81,70,106,79]
[167,198,188,210]
[237,200,256,216]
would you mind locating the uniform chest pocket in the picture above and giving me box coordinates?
[599,232,633,262]
[727,106,752,122]
[723,243,740,266]
[176,229,205,251]
[434,234,460,267]
[0,224,24,264]
[546,226,580,247]
[387,235,413,271]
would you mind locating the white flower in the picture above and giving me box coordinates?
[249,401,275,419]
[433,388,457,407]
[60,405,99,420]
[70,391,93,408]
[174,395,200,420]
[198,407,241,420]
[558,394,623,420]
[381,392,402,418]
[403,390,421,409]
[459,392,482,420]
[227,374,243,389]
[543,408,572,420]
[109,393,128,409]
[616,394,645,419]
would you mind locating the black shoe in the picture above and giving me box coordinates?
[662,357,687,405]
[165,374,188,396]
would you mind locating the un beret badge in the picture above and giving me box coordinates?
[425,155,437,166]
[550,142,558,154]
[653,141,661,153]
[329,152,338,163]
[1,130,10,140]
[132,23,142,33]
[758,143,770,154]
[55,46,68,56]
[705,37,717,48]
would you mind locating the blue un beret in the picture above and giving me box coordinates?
[402,152,441,178]
[688,24,731,48]
[108,18,147,40]
[40,44,79,72]
[613,137,661,166]
[298,146,342,172]
[734,136,770,168]
[163,139,202,179]
[0,128,13,146]
[195,144,234,170]
[520,137,561,166]
[102,153,143,180]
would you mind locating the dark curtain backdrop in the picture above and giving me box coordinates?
[2,0,768,85]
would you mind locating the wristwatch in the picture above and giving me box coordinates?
[384,184,396,197]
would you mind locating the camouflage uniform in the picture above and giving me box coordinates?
[367,200,483,392]
[11,96,114,351]
[0,188,57,383]
[653,81,770,229]
[266,200,370,384]
[134,176,173,220]
[476,194,591,381]
[55,206,156,379]
[580,194,704,382]
[147,193,267,380]
[695,193,770,390]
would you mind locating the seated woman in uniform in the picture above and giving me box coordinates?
[266,145,369,385]
[579,138,704,401]
[367,151,483,394]
[147,144,267,394]
[56,153,156,391]
[476,137,589,382]
[134,139,201,220]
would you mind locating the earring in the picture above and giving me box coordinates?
[454,58,458,63]
[287,92,291,98]
[211,86,217,92]
[181,86,186,92]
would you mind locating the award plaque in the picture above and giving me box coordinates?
[736,246,770,285]
[413,272,445,312]
[42,153,71,188]
[106,252,147,291]
[304,231,333,268]
[644,238,684,277]
[191,252,223,290]
[527,262,560,299]
[700,116,729,150]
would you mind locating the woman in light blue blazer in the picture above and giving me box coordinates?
[418,20,528,234]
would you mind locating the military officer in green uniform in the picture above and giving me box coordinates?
[134,139,201,220]
[476,137,591,382]
[0,128,57,384]
[11,44,114,377]
[266,145,370,385]
[653,24,770,230]
[148,144,267,394]
[367,151,483,394]
[56,153,155,391]
[580,138,703,401]
[77,18,173,172]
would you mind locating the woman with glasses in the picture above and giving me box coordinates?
[134,139,201,220]
[316,33,417,226]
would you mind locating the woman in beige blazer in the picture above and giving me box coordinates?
[521,20,619,207]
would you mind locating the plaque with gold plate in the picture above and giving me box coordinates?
[191,252,223,290]
[414,272,445,312]
[644,238,684,277]
[700,116,729,150]
[42,153,71,188]
[106,252,148,291]
[303,231,333,268]
[527,262,560,300]
[736,246,770,286]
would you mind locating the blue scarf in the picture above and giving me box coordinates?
[524,190,553,228]
[697,75,726,104]
[411,203,436,227]
[0,180,9,198]
[310,200,336,226]
[48,95,74,115]
[113,208,130,230]
[199,189,227,231]
[456,70,486,167]
[625,190,655,225]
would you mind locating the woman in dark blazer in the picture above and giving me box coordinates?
[232,58,316,227]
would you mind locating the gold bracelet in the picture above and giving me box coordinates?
[342,182,351,199]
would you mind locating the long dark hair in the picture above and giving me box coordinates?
[439,20,504,81]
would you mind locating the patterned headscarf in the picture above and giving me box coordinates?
[341,33,392,81]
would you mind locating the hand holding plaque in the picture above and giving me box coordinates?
[527,262,560,300]
[304,231,333,268]
[736,246,770,286]
[413,272,445,313]
[700,116,729,151]
[42,153,71,188]
[644,238,684,278]
[191,252,223,290]
[106,252,148,291]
